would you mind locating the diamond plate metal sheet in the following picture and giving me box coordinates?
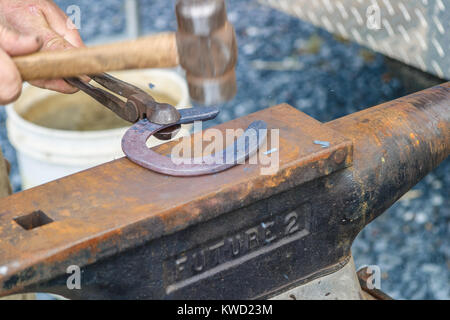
[259,0,449,79]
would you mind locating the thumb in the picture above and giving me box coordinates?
[0,24,42,56]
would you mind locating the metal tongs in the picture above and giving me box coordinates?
[66,73,182,140]
[66,74,267,176]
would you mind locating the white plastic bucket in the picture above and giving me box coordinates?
[7,69,191,189]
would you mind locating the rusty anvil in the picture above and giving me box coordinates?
[0,83,448,299]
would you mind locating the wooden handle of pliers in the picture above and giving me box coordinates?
[13,32,179,81]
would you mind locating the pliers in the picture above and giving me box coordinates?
[66,73,181,140]
[66,73,267,176]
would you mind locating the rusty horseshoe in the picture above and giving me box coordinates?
[121,107,267,176]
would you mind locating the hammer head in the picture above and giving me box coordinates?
[176,0,238,106]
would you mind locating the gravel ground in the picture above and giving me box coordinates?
[1,0,448,299]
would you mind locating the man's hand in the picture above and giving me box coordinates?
[0,0,84,104]
[0,25,42,104]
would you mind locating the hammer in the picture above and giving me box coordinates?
[12,0,237,106]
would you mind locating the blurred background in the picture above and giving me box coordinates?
[0,0,448,299]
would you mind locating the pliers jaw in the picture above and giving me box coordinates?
[126,92,182,140]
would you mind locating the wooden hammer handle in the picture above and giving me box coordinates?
[13,32,179,81]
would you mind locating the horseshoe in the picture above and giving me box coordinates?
[122,107,267,176]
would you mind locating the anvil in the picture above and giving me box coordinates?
[0,83,448,299]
